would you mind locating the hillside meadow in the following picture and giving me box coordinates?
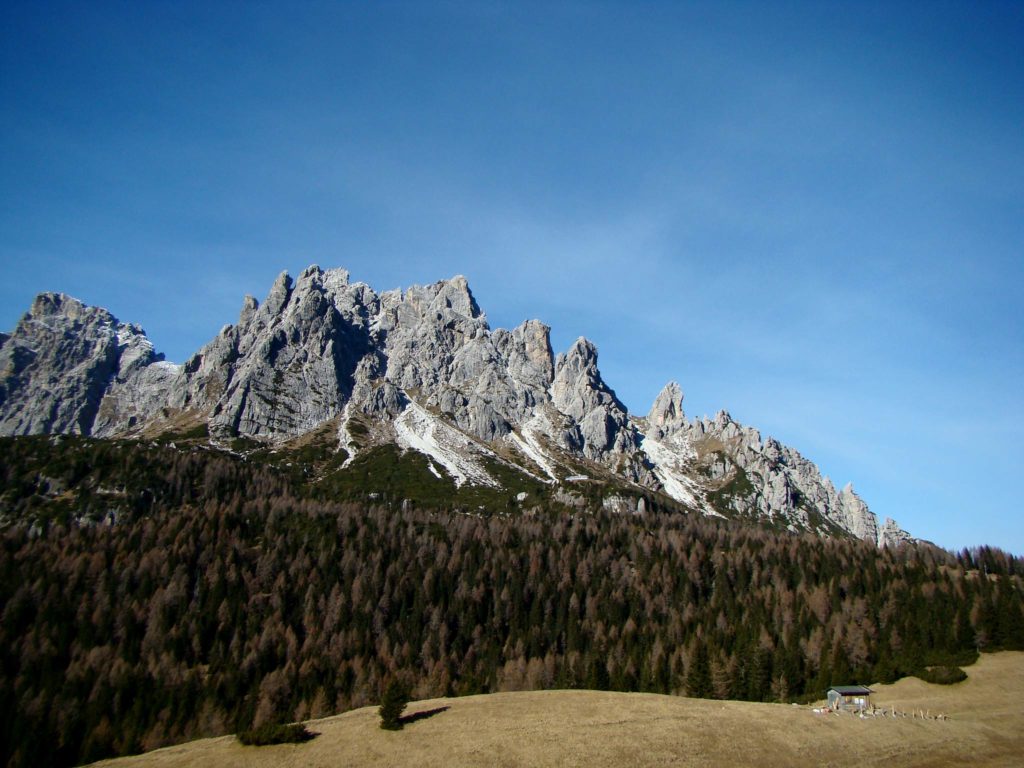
[90,651,1023,767]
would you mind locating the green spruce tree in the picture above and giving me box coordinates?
[685,639,712,698]
[379,680,409,731]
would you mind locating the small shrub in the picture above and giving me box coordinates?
[918,666,968,685]
[922,648,979,668]
[379,680,410,730]
[237,723,315,746]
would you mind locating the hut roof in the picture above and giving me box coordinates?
[829,685,873,695]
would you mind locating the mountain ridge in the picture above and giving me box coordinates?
[0,265,910,546]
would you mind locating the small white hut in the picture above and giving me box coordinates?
[827,685,873,712]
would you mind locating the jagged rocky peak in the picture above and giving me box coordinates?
[553,337,607,398]
[176,265,378,439]
[387,275,485,331]
[647,381,686,439]
[29,292,94,320]
[838,482,880,543]
[238,294,259,325]
[431,274,481,318]
[25,292,130,337]
[178,268,533,443]
[550,337,638,460]
[381,282,537,442]
[0,292,175,436]
[0,265,913,547]
[507,319,555,386]
[655,402,912,545]
[838,483,912,547]
[263,269,292,316]
[379,274,484,332]
[878,517,914,548]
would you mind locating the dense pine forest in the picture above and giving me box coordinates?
[1,436,1022,767]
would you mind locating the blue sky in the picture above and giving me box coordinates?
[2,1,1022,553]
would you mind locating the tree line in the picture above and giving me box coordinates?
[0,436,1021,767]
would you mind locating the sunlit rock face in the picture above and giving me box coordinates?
[0,265,911,546]
[639,396,911,545]
[0,293,177,436]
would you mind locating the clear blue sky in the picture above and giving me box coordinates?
[2,1,1021,554]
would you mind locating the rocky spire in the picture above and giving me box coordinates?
[176,266,377,438]
[0,265,913,547]
[839,482,880,544]
[647,381,685,439]
[877,517,914,548]
[551,337,636,459]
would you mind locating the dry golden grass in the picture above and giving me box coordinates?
[91,651,1024,768]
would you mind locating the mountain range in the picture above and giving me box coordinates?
[0,265,910,546]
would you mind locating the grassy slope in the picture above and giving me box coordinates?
[90,652,1023,768]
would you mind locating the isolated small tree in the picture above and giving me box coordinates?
[379,679,409,730]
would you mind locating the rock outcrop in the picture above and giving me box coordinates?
[0,293,176,436]
[173,266,375,438]
[636,392,911,544]
[0,266,911,545]
[550,338,637,460]
[646,381,686,440]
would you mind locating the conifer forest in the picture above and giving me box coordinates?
[1,436,1022,767]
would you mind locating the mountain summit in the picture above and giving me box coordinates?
[0,265,910,546]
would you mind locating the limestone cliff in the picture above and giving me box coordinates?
[0,266,911,545]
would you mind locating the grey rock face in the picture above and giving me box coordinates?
[662,406,903,542]
[375,275,488,397]
[156,268,563,445]
[375,279,557,443]
[168,269,560,446]
[634,381,908,543]
[175,266,375,438]
[838,483,879,543]
[647,381,686,440]
[0,265,911,546]
[0,293,174,435]
[384,279,508,439]
[550,338,638,460]
[92,341,178,437]
[877,517,914,548]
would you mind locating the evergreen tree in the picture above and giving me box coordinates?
[0,434,1017,767]
[378,679,409,731]
[685,639,712,698]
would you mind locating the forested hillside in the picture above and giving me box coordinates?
[1,436,1021,767]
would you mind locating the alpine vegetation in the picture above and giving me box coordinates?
[1,267,1021,768]
[0,265,909,544]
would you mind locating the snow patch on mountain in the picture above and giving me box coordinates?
[394,401,501,488]
[0,266,914,546]
[640,434,720,516]
[337,404,360,468]
[507,427,559,482]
